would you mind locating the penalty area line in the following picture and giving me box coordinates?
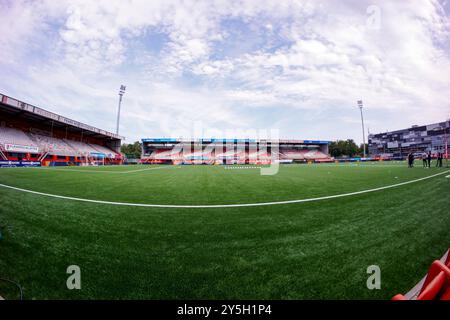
[0,170,448,209]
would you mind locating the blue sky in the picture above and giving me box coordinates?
[0,0,449,143]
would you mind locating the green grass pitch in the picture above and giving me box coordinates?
[0,162,449,299]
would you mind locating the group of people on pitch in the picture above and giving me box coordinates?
[407,151,444,168]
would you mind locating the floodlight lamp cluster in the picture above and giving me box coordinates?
[119,85,126,96]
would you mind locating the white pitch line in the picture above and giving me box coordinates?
[122,166,179,173]
[32,167,124,173]
[29,166,174,174]
[309,164,407,168]
[225,166,262,170]
[0,170,448,209]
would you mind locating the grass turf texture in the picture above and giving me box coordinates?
[0,162,448,299]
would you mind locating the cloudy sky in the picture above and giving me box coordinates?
[0,0,449,143]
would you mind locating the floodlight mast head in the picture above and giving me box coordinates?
[116,85,126,135]
[119,85,126,96]
[357,100,363,109]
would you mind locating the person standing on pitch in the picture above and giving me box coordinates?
[407,152,413,168]
[427,151,432,168]
[436,152,443,167]
[422,153,427,168]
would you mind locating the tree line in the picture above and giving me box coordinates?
[120,141,142,159]
[328,139,368,158]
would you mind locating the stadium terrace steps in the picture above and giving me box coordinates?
[28,133,77,156]
[149,149,181,160]
[0,126,37,147]
[64,139,97,155]
[144,149,333,163]
[61,139,118,157]
[0,126,118,157]
[88,144,118,157]
[280,149,329,160]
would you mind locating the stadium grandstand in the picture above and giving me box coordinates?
[141,138,332,165]
[368,120,450,160]
[0,93,123,167]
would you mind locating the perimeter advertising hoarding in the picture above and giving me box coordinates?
[0,161,41,167]
[4,144,39,153]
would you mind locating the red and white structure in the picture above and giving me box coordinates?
[141,138,332,165]
[0,93,123,166]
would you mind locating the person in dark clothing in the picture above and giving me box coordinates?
[407,153,414,168]
[427,151,432,168]
[436,152,443,167]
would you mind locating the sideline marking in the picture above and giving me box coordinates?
[118,166,179,174]
[28,166,175,174]
[225,166,262,170]
[0,170,448,209]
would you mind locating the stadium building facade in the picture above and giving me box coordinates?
[368,120,450,158]
[141,138,332,165]
[0,93,123,167]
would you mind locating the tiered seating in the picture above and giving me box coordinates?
[392,249,450,300]
[215,150,239,163]
[0,125,119,161]
[304,150,329,159]
[248,150,271,159]
[247,151,272,164]
[279,149,331,160]
[89,144,118,158]
[0,126,37,147]
[149,148,181,160]
[144,146,332,163]
[281,149,309,160]
[29,133,77,156]
[64,140,100,155]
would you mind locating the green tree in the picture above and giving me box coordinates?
[329,139,360,157]
[359,143,369,157]
[121,141,142,159]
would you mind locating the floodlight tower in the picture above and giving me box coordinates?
[116,85,126,135]
[357,100,366,158]
[445,123,449,168]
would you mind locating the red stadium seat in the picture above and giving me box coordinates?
[392,250,450,301]
[391,294,407,300]
[419,261,450,295]
[440,286,450,300]
[417,271,446,300]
